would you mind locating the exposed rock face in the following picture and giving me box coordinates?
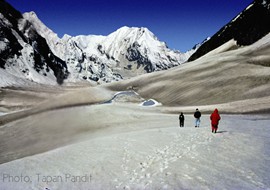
[189,0,270,61]
[0,0,68,85]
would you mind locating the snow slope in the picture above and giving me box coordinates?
[0,68,51,87]
[106,30,270,107]
[0,103,269,190]
[189,0,270,61]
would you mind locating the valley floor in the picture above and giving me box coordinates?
[0,101,269,190]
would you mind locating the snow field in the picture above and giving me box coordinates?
[0,109,269,190]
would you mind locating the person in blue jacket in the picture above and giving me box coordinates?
[194,108,201,127]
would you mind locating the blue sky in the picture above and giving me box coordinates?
[6,0,253,52]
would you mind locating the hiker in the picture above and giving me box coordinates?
[179,112,185,127]
[210,108,221,133]
[194,108,201,127]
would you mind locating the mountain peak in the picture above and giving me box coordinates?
[23,11,40,23]
[28,11,37,17]
[117,26,150,32]
[108,26,157,47]
[23,11,60,42]
[112,26,154,37]
[0,4,68,86]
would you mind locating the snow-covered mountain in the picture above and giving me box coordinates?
[0,0,199,87]
[189,0,270,61]
[23,12,194,83]
[0,0,68,87]
[0,0,205,87]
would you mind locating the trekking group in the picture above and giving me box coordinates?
[179,108,221,133]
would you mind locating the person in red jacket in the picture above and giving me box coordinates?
[210,108,221,133]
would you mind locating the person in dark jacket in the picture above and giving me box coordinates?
[179,112,185,127]
[210,108,221,133]
[194,108,201,127]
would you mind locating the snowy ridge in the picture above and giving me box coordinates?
[22,12,61,57]
[189,0,270,61]
[0,1,69,87]
[23,12,194,83]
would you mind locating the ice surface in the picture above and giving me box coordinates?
[140,99,162,107]
[0,112,6,116]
